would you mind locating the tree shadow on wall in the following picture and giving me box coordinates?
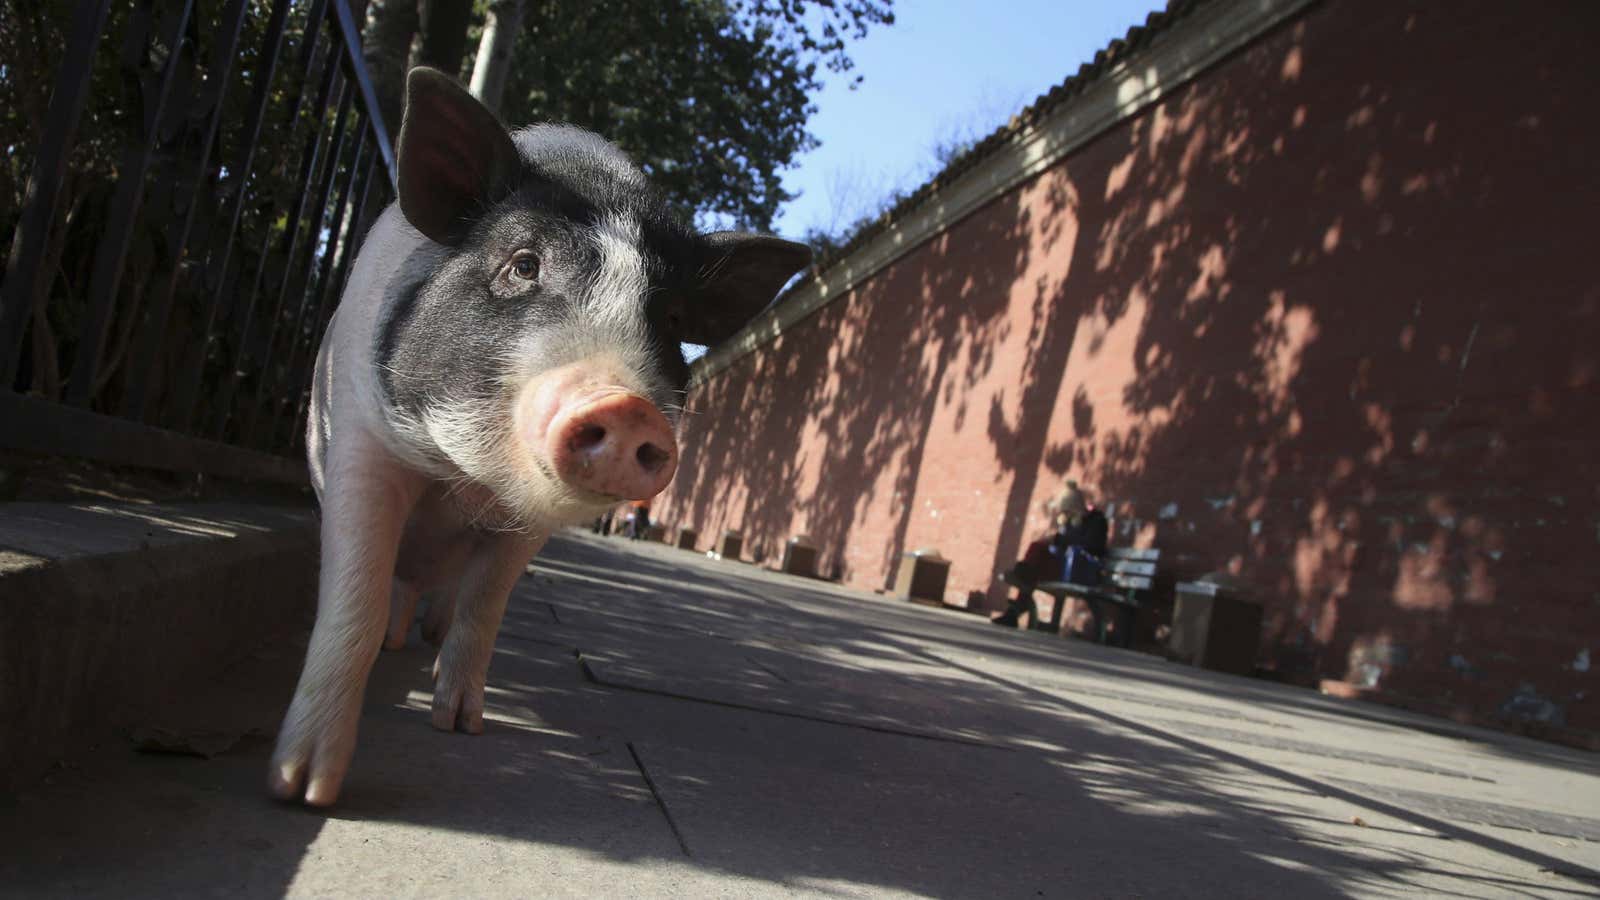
[669,144,1084,589]
[1028,4,1600,733]
[666,2,1600,737]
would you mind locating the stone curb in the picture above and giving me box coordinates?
[0,505,318,792]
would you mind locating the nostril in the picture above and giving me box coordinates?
[636,442,671,473]
[570,423,607,452]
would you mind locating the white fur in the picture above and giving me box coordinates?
[277,206,546,806]
[589,213,649,330]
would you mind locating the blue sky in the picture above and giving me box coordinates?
[772,0,1165,238]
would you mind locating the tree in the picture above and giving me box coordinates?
[361,0,423,137]
[362,0,893,232]
[361,0,480,138]
[469,0,524,114]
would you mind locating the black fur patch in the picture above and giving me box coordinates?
[375,143,699,428]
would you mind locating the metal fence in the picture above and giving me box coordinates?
[0,0,394,485]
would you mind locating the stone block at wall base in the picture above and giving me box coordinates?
[674,527,698,550]
[716,531,743,562]
[1318,680,1600,752]
[779,537,817,578]
[893,550,950,604]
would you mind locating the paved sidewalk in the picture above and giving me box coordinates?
[3,530,1597,898]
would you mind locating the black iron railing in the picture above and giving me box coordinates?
[0,0,394,485]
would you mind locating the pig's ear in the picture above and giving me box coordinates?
[397,67,521,246]
[684,233,812,345]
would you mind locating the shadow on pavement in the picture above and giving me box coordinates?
[2,530,1595,898]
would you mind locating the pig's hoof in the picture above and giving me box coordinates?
[269,697,359,807]
[269,758,342,808]
[430,681,486,734]
[430,653,486,735]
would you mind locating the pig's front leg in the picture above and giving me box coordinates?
[270,455,424,806]
[431,531,547,734]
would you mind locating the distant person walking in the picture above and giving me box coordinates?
[992,480,1108,627]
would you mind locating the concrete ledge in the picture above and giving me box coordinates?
[0,502,319,792]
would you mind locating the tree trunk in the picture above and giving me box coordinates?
[468,0,524,114]
[417,0,474,78]
[355,0,420,244]
[361,0,420,141]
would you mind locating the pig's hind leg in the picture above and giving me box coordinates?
[430,532,547,734]
[420,587,457,645]
[385,580,422,650]
[270,449,424,806]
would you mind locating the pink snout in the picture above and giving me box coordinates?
[546,393,678,500]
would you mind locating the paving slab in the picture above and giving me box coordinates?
[1,528,1597,898]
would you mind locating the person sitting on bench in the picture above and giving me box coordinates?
[625,499,652,540]
[991,480,1109,627]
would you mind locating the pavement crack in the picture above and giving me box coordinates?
[576,653,1011,751]
[575,650,598,683]
[745,656,791,683]
[1540,866,1600,885]
[626,742,692,858]
[496,629,572,650]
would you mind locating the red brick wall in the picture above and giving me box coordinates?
[658,2,1600,741]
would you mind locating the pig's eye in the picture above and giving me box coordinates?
[503,249,540,285]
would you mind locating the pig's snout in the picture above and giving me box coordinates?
[547,393,677,500]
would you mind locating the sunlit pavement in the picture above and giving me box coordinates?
[3,529,1597,898]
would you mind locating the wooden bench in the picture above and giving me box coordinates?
[1029,547,1161,647]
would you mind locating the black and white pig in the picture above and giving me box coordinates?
[271,68,809,806]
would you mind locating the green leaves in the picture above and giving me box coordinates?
[498,0,891,232]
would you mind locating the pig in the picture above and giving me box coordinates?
[270,67,810,806]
